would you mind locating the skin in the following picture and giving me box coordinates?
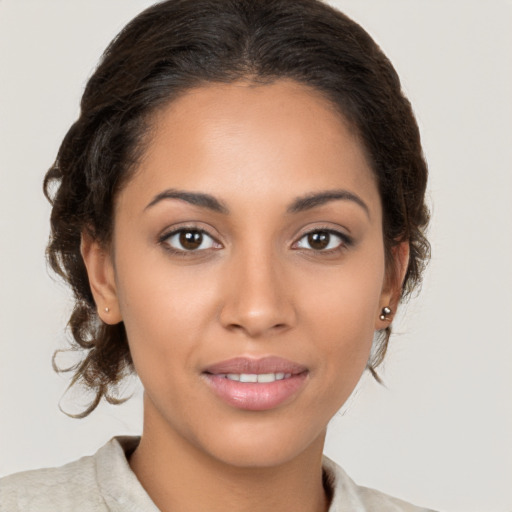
[82,80,408,512]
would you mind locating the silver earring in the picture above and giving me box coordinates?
[104,307,110,313]
[379,306,392,321]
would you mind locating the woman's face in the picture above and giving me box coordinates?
[87,80,396,468]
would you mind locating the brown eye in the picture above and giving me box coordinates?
[295,229,348,252]
[164,229,217,252]
[180,230,203,250]
[307,231,330,250]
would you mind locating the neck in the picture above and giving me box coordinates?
[129,396,330,512]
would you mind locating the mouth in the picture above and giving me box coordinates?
[202,356,309,411]
[214,372,293,383]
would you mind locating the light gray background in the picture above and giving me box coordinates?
[1,1,511,511]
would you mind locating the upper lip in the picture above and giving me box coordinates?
[203,356,308,375]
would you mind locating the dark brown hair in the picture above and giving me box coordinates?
[45,0,430,416]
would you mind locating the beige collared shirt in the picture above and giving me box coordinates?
[0,437,437,511]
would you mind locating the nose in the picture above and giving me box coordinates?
[218,249,296,338]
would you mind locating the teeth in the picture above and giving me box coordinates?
[239,374,258,383]
[223,373,292,383]
[257,373,275,383]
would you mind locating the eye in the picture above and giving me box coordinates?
[295,229,348,251]
[162,228,219,252]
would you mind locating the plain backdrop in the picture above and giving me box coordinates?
[1,1,511,511]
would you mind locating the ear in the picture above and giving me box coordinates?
[375,241,410,329]
[80,231,122,325]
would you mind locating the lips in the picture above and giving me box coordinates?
[204,356,307,375]
[202,356,308,411]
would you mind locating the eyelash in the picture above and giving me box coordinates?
[293,228,353,254]
[158,226,221,256]
[158,226,352,256]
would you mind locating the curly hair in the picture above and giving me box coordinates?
[44,0,430,416]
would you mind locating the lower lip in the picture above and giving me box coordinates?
[203,373,308,411]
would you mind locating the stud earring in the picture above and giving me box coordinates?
[379,306,392,321]
[104,307,110,313]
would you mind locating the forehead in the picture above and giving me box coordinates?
[119,80,380,216]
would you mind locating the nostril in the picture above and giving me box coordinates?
[224,320,291,337]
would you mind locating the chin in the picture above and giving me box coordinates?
[190,416,327,470]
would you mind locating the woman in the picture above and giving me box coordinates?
[1,0,434,510]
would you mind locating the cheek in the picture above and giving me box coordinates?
[299,254,385,370]
[113,250,217,368]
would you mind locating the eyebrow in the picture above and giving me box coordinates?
[145,187,369,217]
[145,189,229,214]
[287,189,370,217]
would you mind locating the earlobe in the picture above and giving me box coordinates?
[376,241,410,329]
[80,232,122,325]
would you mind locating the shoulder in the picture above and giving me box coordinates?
[0,437,143,512]
[0,436,152,512]
[323,456,438,512]
[1,436,157,512]
[0,451,108,512]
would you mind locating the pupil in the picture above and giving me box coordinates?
[180,230,202,250]
[308,231,329,250]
